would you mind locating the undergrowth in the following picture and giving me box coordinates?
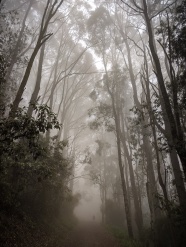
[106,225,144,247]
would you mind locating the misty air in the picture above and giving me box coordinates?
[0,0,186,246]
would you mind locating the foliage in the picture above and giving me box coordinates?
[157,0,186,114]
[107,225,143,247]
[0,104,78,245]
[0,105,60,211]
[170,0,186,64]
[87,5,112,52]
[156,195,186,246]
[0,4,31,112]
[88,65,131,133]
[0,104,60,156]
[0,54,8,116]
[88,102,115,132]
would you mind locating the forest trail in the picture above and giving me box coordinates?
[63,222,121,247]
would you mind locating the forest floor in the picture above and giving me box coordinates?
[0,214,123,247]
[62,221,121,247]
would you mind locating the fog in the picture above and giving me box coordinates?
[1,0,186,246]
[74,178,102,222]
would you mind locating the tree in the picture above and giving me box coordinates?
[10,0,64,117]
[120,0,186,180]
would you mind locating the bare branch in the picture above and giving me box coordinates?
[120,0,144,14]
[150,0,177,20]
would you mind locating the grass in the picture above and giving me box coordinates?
[106,225,144,247]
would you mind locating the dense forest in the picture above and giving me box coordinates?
[0,0,186,246]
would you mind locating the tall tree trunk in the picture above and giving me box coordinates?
[27,42,46,117]
[141,37,186,210]
[142,121,161,221]
[45,36,62,142]
[120,111,143,236]
[142,0,186,178]
[124,155,131,212]
[142,72,186,209]
[115,114,133,238]
[141,73,169,203]
[5,0,34,84]
[9,41,48,117]
[10,0,64,117]
[118,29,161,222]
[102,51,133,237]
[108,85,134,238]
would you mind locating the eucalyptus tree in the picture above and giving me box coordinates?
[10,0,64,117]
[87,140,111,223]
[139,44,186,209]
[26,3,95,144]
[93,0,185,220]
[87,2,165,234]
[5,0,35,85]
[87,7,136,238]
[0,0,33,116]
[44,43,96,143]
[119,0,186,183]
[115,0,186,212]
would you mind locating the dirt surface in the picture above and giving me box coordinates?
[63,222,121,247]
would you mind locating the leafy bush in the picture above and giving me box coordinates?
[0,105,78,246]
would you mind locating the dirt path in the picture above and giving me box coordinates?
[62,222,121,247]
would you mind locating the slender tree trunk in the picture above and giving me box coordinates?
[142,0,186,178]
[124,155,131,211]
[103,53,133,237]
[157,82,186,208]
[69,144,75,192]
[9,43,47,117]
[142,74,169,203]
[5,0,34,83]
[45,39,62,142]
[143,123,161,220]
[142,41,186,210]
[109,89,134,238]
[120,111,143,235]
[9,0,64,117]
[115,117,133,238]
[27,42,46,117]
[119,31,161,222]
[170,150,186,206]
